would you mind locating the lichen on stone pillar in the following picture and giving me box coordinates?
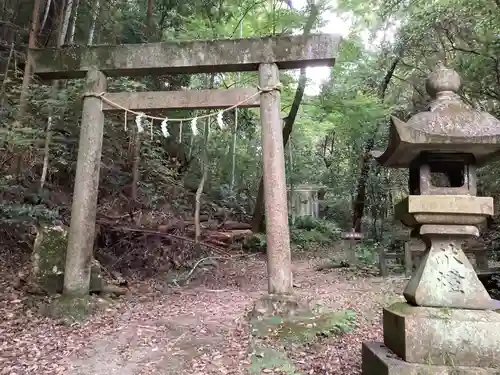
[403,224,491,309]
[64,69,107,296]
[31,224,103,295]
[31,225,68,294]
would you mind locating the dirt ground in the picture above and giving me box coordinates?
[0,254,407,375]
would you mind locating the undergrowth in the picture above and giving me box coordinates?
[291,216,342,250]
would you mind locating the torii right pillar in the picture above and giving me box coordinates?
[363,64,500,375]
[258,63,293,297]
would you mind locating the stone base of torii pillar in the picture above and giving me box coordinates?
[362,196,500,375]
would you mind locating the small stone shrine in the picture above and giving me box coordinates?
[363,64,500,375]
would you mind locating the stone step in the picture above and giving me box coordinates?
[362,342,499,375]
[383,303,500,367]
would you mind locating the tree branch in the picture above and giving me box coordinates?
[393,74,425,98]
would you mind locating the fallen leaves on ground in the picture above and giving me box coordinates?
[0,252,406,375]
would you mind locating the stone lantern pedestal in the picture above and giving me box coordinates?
[362,65,500,375]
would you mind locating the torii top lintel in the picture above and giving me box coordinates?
[30,34,341,80]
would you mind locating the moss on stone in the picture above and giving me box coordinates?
[249,345,300,375]
[32,225,68,294]
[247,309,355,374]
[442,352,457,367]
[439,307,453,317]
[250,309,356,345]
[89,264,103,292]
[32,225,103,295]
[40,294,114,324]
[386,302,414,314]
[42,295,93,324]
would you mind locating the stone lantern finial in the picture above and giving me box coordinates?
[425,63,461,98]
[371,63,500,168]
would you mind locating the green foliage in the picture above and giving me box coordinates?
[318,197,352,229]
[250,309,356,344]
[249,346,299,375]
[249,308,355,375]
[294,216,322,231]
[4,0,500,259]
[291,229,330,249]
[291,217,342,250]
[0,203,58,225]
[356,239,381,265]
[39,295,110,325]
[244,232,267,252]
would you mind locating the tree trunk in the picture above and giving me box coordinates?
[195,117,210,242]
[350,54,401,233]
[59,0,73,44]
[68,0,80,44]
[230,18,244,191]
[351,138,373,232]
[230,108,238,190]
[17,0,42,121]
[40,0,52,32]
[130,0,154,200]
[188,125,195,160]
[147,0,154,38]
[0,42,14,108]
[288,138,295,226]
[131,129,141,201]
[87,0,100,45]
[39,0,71,192]
[195,74,215,242]
[251,2,319,233]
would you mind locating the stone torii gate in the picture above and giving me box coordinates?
[29,34,341,297]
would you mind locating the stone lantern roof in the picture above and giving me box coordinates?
[372,63,500,168]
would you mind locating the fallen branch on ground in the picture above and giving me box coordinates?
[184,253,254,284]
[97,222,231,255]
[101,284,128,295]
[315,260,350,271]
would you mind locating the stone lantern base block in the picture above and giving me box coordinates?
[403,225,492,309]
[383,302,500,367]
[362,342,499,375]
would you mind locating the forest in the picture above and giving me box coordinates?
[2,0,500,374]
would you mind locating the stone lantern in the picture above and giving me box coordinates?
[362,64,500,375]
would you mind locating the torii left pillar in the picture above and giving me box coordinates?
[63,70,106,296]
